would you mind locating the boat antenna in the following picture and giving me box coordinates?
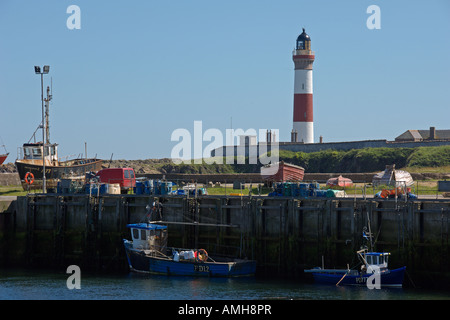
[0,136,8,154]
[44,85,52,144]
[108,153,113,168]
[364,211,374,251]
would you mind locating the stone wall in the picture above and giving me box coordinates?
[0,173,20,186]
[212,139,450,157]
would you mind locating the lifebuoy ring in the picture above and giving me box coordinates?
[25,172,35,185]
[196,249,208,262]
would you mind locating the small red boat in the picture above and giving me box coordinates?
[326,175,353,188]
[0,140,8,165]
[0,153,8,165]
[261,161,305,182]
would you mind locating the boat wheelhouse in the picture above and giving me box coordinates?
[359,250,390,273]
[126,223,168,253]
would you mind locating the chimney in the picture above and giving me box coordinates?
[430,127,436,140]
[266,130,272,143]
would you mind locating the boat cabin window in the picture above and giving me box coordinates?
[32,147,41,157]
[131,228,147,241]
[365,254,388,265]
[22,144,58,160]
[49,145,56,156]
[24,148,31,158]
[23,146,52,159]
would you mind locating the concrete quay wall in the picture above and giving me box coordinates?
[0,194,449,288]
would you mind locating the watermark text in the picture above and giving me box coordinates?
[66,5,81,30]
[170,121,279,167]
[66,265,81,289]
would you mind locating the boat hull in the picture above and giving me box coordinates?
[15,158,103,190]
[309,267,406,287]
[0,154,8,165]
[261,161,304,182]
[123,240,256,277]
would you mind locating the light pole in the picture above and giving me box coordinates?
[34,65,50,193]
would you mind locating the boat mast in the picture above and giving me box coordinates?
[44,85,52,145]
[366,211,374,251]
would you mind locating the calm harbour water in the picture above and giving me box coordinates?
[0,268,449,300]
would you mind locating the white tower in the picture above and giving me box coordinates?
[292,28,315,143]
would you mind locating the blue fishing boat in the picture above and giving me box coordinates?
[305,248,406,287]
[123,223,256,277]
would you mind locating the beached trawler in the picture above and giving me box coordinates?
[15,85,102,190]
[15,142,102,190]
[123,222,256,277]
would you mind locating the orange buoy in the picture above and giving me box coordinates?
[25,172,35,185]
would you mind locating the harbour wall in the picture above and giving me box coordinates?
[278,139,450,153]
[0,194,449,288]
[0,173,21,186]
[212,139,450,157]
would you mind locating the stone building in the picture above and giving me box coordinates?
[395,127,450,142]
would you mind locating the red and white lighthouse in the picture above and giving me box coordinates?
[292,28,315,143]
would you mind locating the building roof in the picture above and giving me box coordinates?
[418,129,450,140]
[395,129,450,141]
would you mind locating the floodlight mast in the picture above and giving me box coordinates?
[34,65,50,193]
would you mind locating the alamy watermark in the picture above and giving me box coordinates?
[361,265,381,289]
[65,5,381,31]
[66,265,81,289]
[366,266,381,289]
[170,121,279,166]
[66,5,81,30]
[366,5,381,30]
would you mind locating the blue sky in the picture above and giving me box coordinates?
[1,0,449,161]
